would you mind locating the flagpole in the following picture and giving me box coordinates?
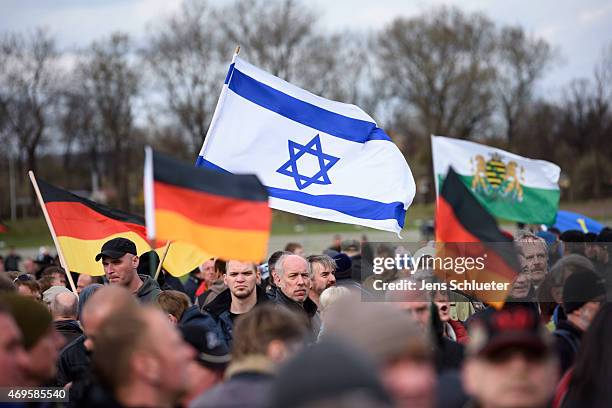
[154,240,172,281]
[28,171,79,296]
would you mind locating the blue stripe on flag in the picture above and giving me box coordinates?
[224,63,236,85]
[227,68,392,144]
[196,157,405,227]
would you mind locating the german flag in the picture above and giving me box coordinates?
[435,167,520,306]
[37,179,206,276]
[145,148,271,262]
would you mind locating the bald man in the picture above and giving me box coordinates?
[51,291,83,344]
[56,286,139,404]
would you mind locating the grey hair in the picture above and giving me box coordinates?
[275,254,310,278]
[515,230,548,254]
[52,291,78,319]
[306,254,336,278]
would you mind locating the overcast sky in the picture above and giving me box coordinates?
[2,0,611,99]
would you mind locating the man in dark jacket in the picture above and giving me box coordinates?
[51,291,83,345]
[554,268,606,373]
[273,254,318,334]
[95,237,162,303]
[56,286,139,405]
[190,304,307,408]
[202,260,269,346]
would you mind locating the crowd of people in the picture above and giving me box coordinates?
[0,226,611,408]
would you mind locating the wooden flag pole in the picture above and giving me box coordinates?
[235,45,240,55]
[28,171,79,296]
[154,240,172,281]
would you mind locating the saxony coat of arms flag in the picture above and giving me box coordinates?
[431,135,560,225]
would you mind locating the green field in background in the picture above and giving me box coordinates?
[1,198,610,249]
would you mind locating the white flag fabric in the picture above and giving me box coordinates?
[196,56,415,234]
[431,135,560,224]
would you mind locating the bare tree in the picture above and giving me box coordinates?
[376,7,498,140]
[0,29,62,211]
[80,33,140,210]
[143,0,224,154]
[496,26,554,146]
[215,0,318,81]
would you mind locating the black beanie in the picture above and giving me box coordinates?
[562,269,606,314]
[333,253,353,280]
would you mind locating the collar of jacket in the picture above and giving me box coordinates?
[204,285,269,318]
[224,355,275,380]
[275,288,318,317]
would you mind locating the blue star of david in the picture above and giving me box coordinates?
[277,134,340,190]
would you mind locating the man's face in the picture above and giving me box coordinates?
[51,272,67,287]
[310,262,336,296]
[200,260,216,284]
[17,285,40,300]
[276,256,310,303]
[224,261,258,300]
[510,267,531,299]
[148,312,195,401]
[82,304,113,351]
[463,348,558,408]
[23,326,65,385]
[0,314,29,386]
[397,302,431,331]
[520,242,548,287]
[433,290,450,323]
[102,253,138,287]
[383,359,436,408]
[77,274,93,294]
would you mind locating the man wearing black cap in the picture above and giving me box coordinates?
[462,307,559,408]
[553,268,606,373]
[95,237,162,303]
[180,324,230,406]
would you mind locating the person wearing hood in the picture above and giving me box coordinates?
[202,260,269,346]
[95,237,162,303]
[272,254,318,335]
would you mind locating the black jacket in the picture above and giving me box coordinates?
[553,320,583,374]
[56,335,92,405]
[202,285,270,345]
[273,288,318,338]
[54,319,83,346]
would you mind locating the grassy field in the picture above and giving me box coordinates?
[1,199,610,250]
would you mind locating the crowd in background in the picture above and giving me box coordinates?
[0,226,611,408]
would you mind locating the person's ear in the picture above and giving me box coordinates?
[133,351,160,384]
[223,274,228,286]
[168,314,178,325]
[256,269,261,284]
[273,271,280,286]
[132,255,140,269]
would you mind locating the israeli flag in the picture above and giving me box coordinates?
[196,55,415,234]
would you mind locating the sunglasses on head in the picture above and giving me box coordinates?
[13,274,34,283]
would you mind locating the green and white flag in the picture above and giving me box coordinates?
[431,135,560,225]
